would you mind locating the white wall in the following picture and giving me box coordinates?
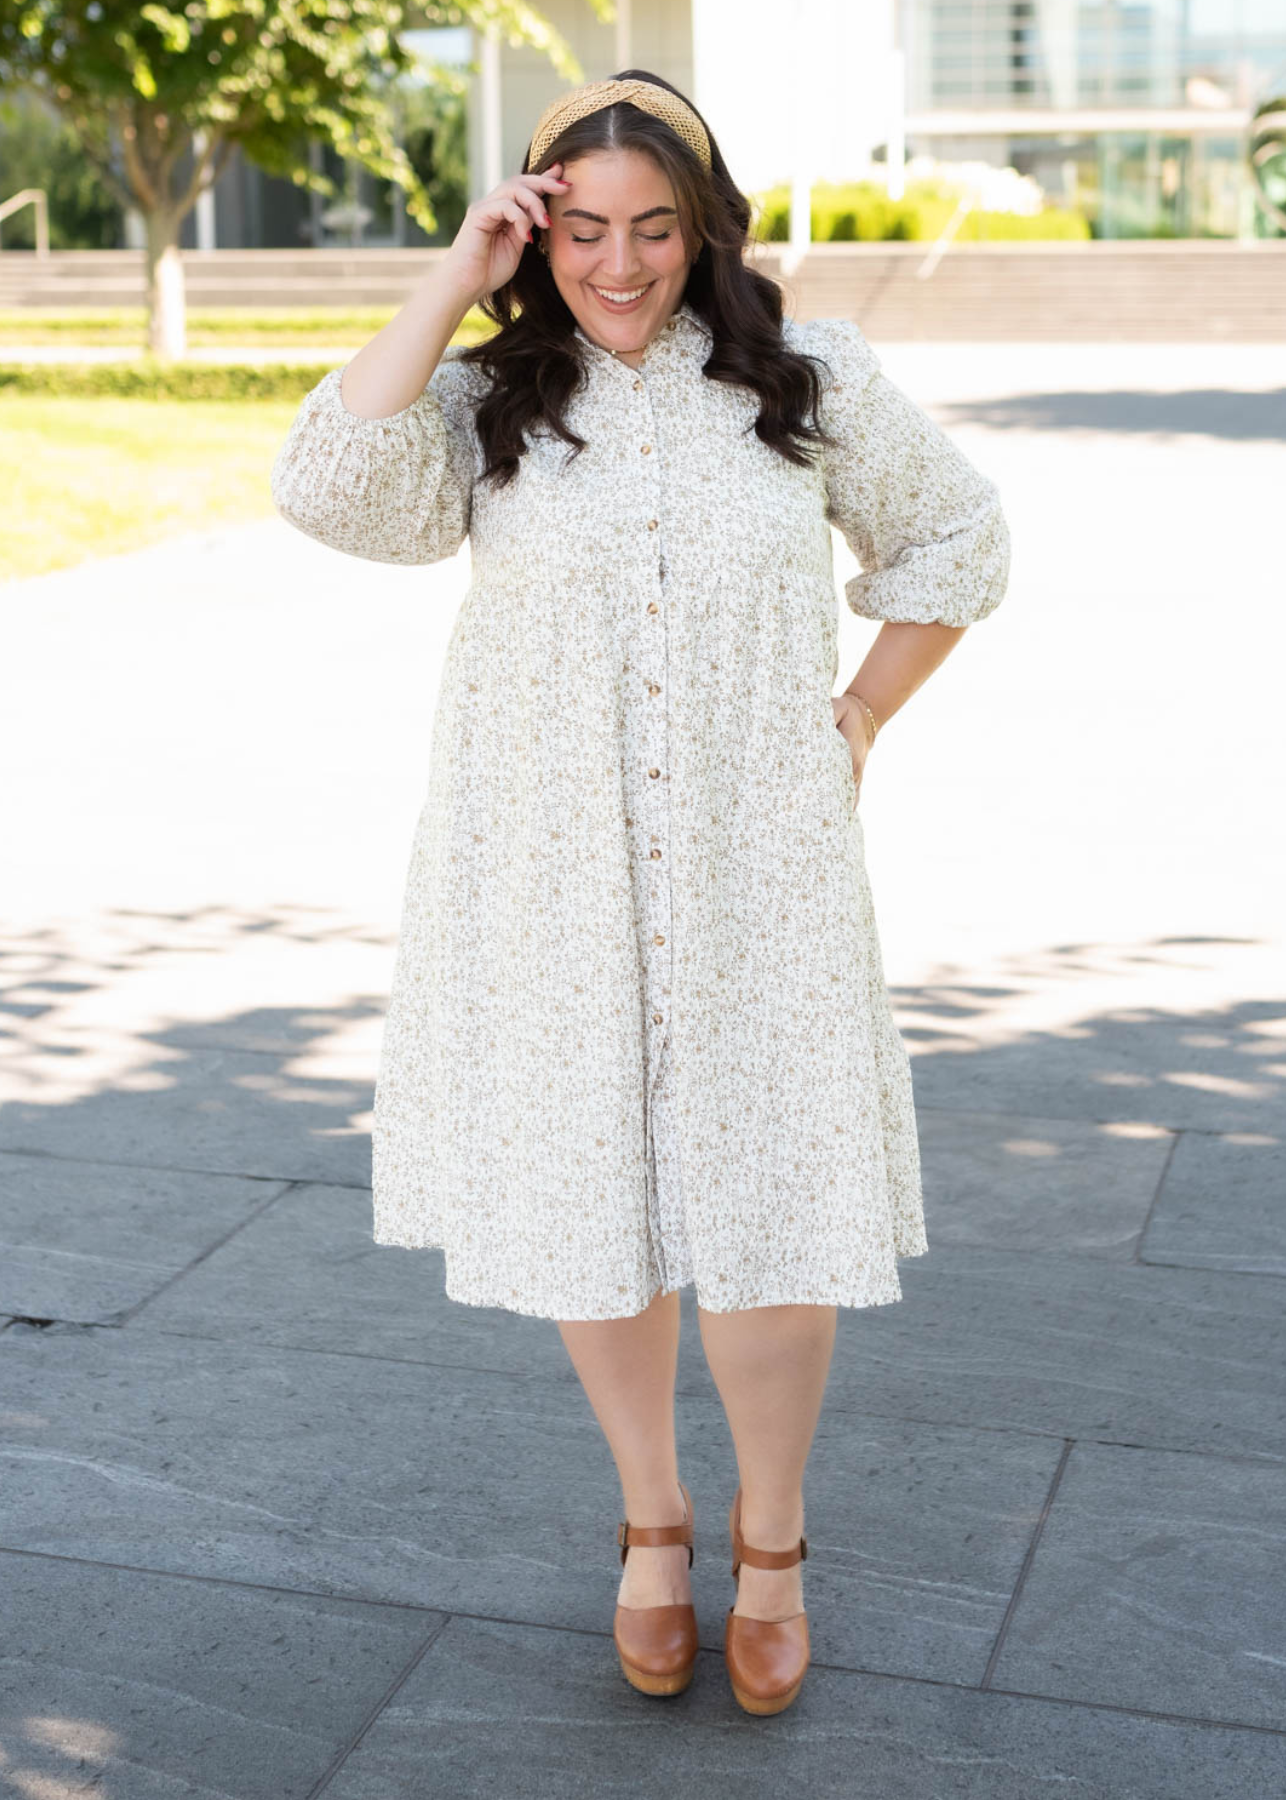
[691,0,896,190]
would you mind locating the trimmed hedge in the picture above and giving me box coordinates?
[752,180,1091,243]
[0,361,337,400]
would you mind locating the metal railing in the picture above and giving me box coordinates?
[917,185,979,280]
[0,189,50,256]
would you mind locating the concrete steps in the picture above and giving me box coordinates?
[0,242,1282,339]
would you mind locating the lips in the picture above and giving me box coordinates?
[590,281,654,309]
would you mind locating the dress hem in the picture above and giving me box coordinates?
[371,1227,929,1321]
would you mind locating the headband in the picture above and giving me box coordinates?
[527,78,711,171]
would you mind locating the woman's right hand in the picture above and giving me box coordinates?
[439,163,572,306]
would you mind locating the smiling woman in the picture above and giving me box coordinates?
[269,66,1010,1722]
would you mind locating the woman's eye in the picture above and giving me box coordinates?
[570,232,672,243]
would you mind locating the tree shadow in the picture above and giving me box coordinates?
[1,915,1282,1334]
[937,389,1286,442]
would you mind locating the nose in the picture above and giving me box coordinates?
[598,230,644,281]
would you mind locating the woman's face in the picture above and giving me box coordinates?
[542,148,693,353]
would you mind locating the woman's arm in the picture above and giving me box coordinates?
[843,618,969,738]
[269,162,570,565]
[338,272,479,420]
[808,319,1011,790]
[268,336,481,568]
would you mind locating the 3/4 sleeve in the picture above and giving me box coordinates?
[806,318,1011,627]
[269,347,484,567]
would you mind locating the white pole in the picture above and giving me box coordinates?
[887,48,906,201]
[784,5,816,278]
[616,0,632,70]
[480,30,502,194]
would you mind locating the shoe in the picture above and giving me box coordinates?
[724,1484,810,1716]
[612,1477,698,1696]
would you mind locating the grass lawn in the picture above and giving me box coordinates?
[2,394,304,580]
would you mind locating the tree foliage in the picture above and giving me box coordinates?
[0,2,606,237]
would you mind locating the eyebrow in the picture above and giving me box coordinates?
[559,206,678,224]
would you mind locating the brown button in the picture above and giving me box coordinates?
[653,1011,664,1023]
[633,378,643,390]
[654,934,665,946]
[647,682,661,696]
[648,767,661,778]
[640,443,652,454]
[650,847,662,860]
[667,320,676,329]
[647,518,658,530]
[647,601,659,614]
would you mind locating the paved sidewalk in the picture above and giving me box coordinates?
[1,345,1283,1797]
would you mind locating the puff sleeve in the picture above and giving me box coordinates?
[269,347,483,567]
[807,318,1010,627]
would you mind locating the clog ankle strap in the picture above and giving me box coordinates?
[617,1479,695,1568]
[732,1534,808,1575]
[730,1486,808,1577]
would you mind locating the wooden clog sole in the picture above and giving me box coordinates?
[616,1646,696,1695]
[728,1670,805,1715]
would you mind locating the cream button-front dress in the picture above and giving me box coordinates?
[270,302,1010,1321]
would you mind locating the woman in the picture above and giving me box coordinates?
[271,71,1010,1717]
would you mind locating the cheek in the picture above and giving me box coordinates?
[647,237,690,276]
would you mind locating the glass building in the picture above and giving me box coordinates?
[901,1,1286,235]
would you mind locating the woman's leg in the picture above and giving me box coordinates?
[698,1303,837,1621]
[557,1284,691,1609]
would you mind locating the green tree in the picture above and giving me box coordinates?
[0,90,123,247]
[0,1,609,356]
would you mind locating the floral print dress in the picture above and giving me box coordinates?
[270,301,1010,1321]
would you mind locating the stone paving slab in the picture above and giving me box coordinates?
[115,1173,1286,1466]
[1140,1128,1286,1276]
[0,1549,438,1800]
[0,1147,291,1323]
[319,1614,1286,1800]
[0,1327,1059,1688]
[990,1439,1286,1729]
[906,1003,1286,1136]
[124,1179,584,1382]
[916,1107,1171,1258]
[822,1246,1286,1464]
[0,1046,372,1187]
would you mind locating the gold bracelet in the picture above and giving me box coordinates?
[846,689,878,746]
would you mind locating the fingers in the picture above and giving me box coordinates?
[498,195,538,241]
[515,165,569,232]
[469,162,570,251]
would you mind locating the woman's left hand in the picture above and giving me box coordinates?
[831,693,875,806]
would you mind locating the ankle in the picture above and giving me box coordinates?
[621,1476,686,1525]
[739,1495,805,1548]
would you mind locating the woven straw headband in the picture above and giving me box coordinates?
[528,78,711,170]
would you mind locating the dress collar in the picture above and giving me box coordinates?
[573,298,712,370]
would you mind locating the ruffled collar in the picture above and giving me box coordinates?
[573,298,712,370]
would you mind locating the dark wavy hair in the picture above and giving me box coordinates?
[458,68,837,488]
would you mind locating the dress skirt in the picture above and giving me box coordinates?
[644,1033,692,1299]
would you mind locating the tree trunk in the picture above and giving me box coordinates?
[144,208,186,359]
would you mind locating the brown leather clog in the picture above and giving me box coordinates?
[613,1477,698,1696]
[724,1484,810,1715]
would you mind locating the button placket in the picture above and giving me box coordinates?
[622,358,674,1084]
[593,334,682,1288]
